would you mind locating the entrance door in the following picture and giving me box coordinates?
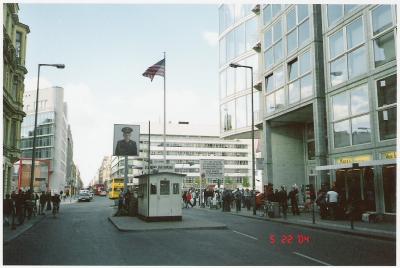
[382,165,396,213]
[158,179,171,216]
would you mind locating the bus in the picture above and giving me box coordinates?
[93,184,105,195]
[108,178,124,199]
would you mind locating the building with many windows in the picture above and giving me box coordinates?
[3,3,30,194]
[20,87,71,193]
[219,4,396,217]
[111,122,254,189]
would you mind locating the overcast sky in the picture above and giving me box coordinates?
[19,4,219,186]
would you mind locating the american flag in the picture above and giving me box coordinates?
[142,59,165,81]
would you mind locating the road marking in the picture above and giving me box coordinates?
[232,230,258,240]
[293,252,332,266]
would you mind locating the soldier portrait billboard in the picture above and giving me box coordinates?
[113,124,140,156]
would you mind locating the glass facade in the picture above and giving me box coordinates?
[331,84,371,148]
[328,16,367,86]
[377,74,397,140]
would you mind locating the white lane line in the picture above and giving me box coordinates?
[293,252,332,266]
[232,230,258,240]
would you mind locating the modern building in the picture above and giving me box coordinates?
[219,3,397,217]
[110,122,254,189]
[3,3,30,194]
[20,87,70,193]
[98,156,112,187]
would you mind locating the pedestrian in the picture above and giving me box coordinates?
[278,186,288,219]
[316,189,328,219]
[244,189,251,210]
[118,192,124,211]
[288,186,300,215]
[46,191,52,211]
[39,191,46,215]
[326,187,339,220]
[182,191,187,208]
[186,191,193,208]
[3,194,13,226]
[234,188,241,212]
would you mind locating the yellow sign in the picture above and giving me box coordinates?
[382,151,397,159]
[337,157,353,164]
[336,154,372,164]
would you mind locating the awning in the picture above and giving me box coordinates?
[316,158,397,171]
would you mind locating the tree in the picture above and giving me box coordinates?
[224,177,232,189]
[242,177,250,188]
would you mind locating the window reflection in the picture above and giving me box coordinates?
[334,120,351,147]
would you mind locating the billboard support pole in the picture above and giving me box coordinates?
[124,156,128,194]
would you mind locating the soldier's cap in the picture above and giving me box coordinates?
[121,126,133,134]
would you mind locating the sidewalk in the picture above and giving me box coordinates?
[196,206,396,241]
[3,214,46,245]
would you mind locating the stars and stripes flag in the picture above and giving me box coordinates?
[142,59,165,81]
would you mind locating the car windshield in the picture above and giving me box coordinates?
[80,193,89,196]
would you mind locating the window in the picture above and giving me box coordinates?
[371,5,396,68]
[372,5,393,35]
[287,51,313,103]
[263,4,282,25]
[235,60,246,92]
[328,17,366,86]
[236,96,247,128]
[266,73,274,92]
[377,74,397,140]
[15,31,22,59]
[226,30,235,62]
[220,70,227,99]
[160,180,170,195]
[222,100,235,131]
[245,17,258,50]
[327,4,359,27]
[150,183,157,194]
[235,23,246,57]
[264,19,283,70]
[219,37,226,66]
[173,183,180,194]
[331,84,371,148]
[286,5,310,55]
[265,87,285,114]
[226,67,235,96]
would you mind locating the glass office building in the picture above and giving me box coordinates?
[219,4,397,218]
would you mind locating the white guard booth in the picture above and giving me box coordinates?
[136,172,185,222]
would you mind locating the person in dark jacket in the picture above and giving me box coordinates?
[3,194,13,226]
[46,191,52,211]
[39,191,46,215]
[278,186,288,219]
[288,186,300,215]
[234,188,242,212]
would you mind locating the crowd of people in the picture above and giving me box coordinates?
[3,190,63,229]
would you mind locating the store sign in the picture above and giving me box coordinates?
[200,159,224,179]
[150,164,175,173]
[336,155,372,164]
[382,151,397,160]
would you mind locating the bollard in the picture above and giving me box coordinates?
[312,201,315,224]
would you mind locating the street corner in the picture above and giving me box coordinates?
[3,214,47,245]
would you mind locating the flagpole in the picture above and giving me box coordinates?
[163,52,166,164]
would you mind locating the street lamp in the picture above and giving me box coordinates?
[229,62,256,216]
[30,63,65,192]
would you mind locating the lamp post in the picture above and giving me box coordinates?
[30,64,65,192]
[229,63,256,215]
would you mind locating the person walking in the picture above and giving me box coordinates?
[39,191,46,215]
[288,186,300,215]
[3,194,13,226]
[278,186,288,219]
[244,189,251,211]
[182,191,187,208]
[326,187,339,220]
[316,189,328,219]
[186,191,193,208]
[234,188,242,212]
[46,191,52,211]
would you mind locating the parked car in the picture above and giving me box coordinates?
[99,190,107,196]
[78,193,91,202]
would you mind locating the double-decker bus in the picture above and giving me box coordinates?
[108,178,124,199]
[93,184,105,195]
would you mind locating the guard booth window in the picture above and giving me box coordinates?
[150,183,157,195]
[173,183,180,194]
[160,180,170,195]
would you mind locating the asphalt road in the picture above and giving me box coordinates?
[3,197,396,265]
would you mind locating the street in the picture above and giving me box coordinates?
[3,197,396,266]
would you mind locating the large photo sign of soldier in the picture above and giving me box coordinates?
[113,124,140,156]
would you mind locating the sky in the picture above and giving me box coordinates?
[19,4,220,186]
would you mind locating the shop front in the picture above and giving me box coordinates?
[316,152,396,220]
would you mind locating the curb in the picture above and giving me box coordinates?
[230,212,396,242]
[3,214,47,245]
[108,216,228,232]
